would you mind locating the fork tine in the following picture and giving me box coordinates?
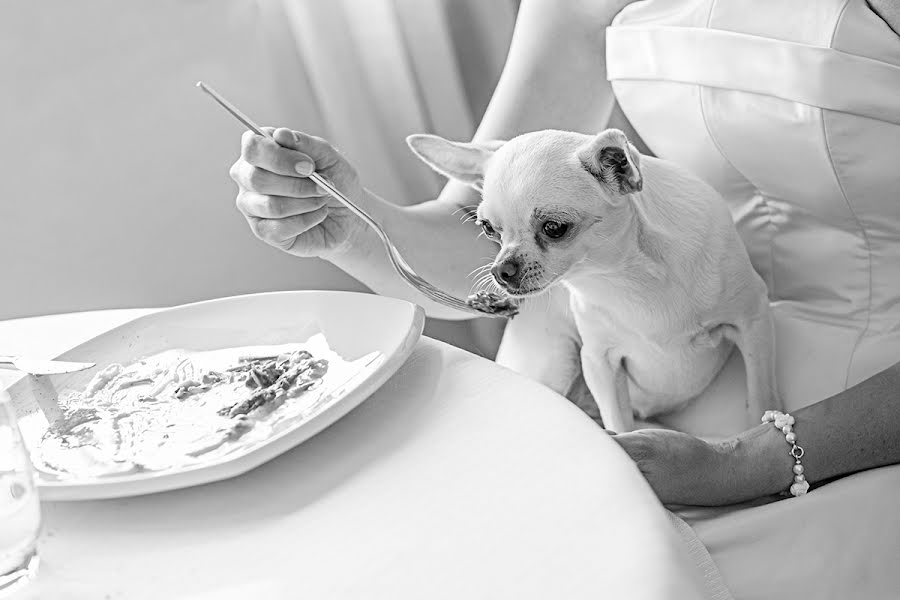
[379,211,504,316]
[417,285,471,310]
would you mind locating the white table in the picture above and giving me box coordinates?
[1,309,710,600]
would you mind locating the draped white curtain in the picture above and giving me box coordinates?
[256,0,517,206]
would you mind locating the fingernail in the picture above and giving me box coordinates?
[295,161,313,176]
[316,184,328,195]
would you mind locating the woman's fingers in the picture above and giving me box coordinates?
[240,128,343,178]
[236,191,328,220]
[270,128,343,170]
[230,160,323,197]
[241,130,316,177]
[246,206,330,249]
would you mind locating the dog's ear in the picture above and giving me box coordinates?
[577,129,643,199]
[406,134,504,192]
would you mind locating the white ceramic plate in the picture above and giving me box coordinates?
[5,291,424,501]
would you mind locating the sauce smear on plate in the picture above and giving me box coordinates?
[36,335,371,479]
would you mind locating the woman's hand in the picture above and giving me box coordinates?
[230,128,367,260]
[608,427,786,506]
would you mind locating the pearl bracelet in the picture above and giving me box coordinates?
[761,410,810,497]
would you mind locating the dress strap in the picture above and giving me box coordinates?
[607,25,900,126]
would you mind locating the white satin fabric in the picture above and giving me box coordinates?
[602,1,900,598]
[607,0,900,417]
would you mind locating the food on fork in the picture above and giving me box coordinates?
[465,291,520,318]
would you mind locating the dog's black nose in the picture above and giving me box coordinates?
[491,259,520,288]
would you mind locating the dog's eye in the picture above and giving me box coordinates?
[478,220,498,240]
[541,221,569,239]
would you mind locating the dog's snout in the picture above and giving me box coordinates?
[491,259,521,288]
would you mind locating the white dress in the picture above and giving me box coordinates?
[498,0,900,597]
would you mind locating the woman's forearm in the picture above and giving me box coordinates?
[733,361,900,497]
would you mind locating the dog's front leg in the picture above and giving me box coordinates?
[724,310,782,426]
[580,347,635,432]
[496,289,584,399]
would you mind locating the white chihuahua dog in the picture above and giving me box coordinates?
[407,128,781,432]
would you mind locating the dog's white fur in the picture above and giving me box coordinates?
[407,129,781,432]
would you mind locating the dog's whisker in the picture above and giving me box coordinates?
[450,204,478,218]
[451,205,481,225]
[575,256,603,269]
[473,274,504,296]
[467,263,493,279]
[476,274,495,289]
[470,281,491,296]
[471,273,495,292]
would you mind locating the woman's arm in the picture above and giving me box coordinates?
[733,360,900,497]
[611,361,900,506]
[328,0,637,319]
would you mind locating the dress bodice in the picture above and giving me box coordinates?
[607,0,900,413]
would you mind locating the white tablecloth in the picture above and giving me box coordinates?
[1,309,712,600]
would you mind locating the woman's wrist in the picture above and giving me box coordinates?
[319,188,384,264]
[721,422,797,501]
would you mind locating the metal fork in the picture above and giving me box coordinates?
[196,81,495,318]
